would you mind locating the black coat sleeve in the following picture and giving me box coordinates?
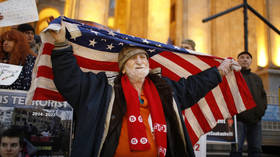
[51,44,108,110]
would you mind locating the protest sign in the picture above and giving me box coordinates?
[0,63,22,85]
[0,89,73,157]
[207,116,237,143]
[194,134,207,157]
[0,0,39,27]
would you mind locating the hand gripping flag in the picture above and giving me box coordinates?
[26,16,256,145]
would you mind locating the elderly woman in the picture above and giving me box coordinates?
[0,29,37,90]
[49,29,235,157]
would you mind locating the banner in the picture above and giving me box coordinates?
[0,63,22,85]
[0,0,39,27]
[0,89,73,157]
[207,116,237,143]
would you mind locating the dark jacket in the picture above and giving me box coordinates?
[237,69,267,124]
[51,44,222,157]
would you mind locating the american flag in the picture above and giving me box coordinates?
[26,16,255,145]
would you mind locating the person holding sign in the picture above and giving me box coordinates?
[0,29,37,90]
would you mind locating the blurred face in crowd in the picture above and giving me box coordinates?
[237,54,252,70]
[23,31,35,44]
[123,53,149,81]
[2,40,15,53]
[0,137,22,157]
[181,43,194,51]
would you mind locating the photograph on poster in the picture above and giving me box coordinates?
[207,116,237,143]
[0,89,73,157]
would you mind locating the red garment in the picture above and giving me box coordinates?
[114,94,157,157]
[120,75,167,156]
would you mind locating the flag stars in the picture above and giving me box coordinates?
[173,45,180,49]
[108,30,116,36]
[147,49,155,53]
[143,39,149,44]
[70,35,78,40]
[107,43,114,50]
[119,42,124,46]
[101,39,107,42]
[91,30,99,35]
[156,44,162,47]
[89,39,97,47]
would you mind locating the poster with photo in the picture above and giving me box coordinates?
[0,89,73,157]
[206,116,237,143]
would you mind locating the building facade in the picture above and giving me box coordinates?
[1,0,278,98]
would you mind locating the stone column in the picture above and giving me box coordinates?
[257,0,280,97]
[114,0,148,39]
[114,0,170,43]
[146,0,170,43]
[267,0,280,68]
[64,0,109,25]
[183,0,211,53]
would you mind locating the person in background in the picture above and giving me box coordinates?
[230,51,267,157]
[181,39,196,51]
[0,29,37,90]
[17,24,41,54]
[0,127,27,157]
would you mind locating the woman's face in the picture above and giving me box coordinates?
[2,40,15,53]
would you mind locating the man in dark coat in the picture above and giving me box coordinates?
[230,51,267,157]
[48,27,238,157]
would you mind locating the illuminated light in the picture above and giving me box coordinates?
[147,0,170,43]
[273,36,280,66]
[190,29,208,54]
[78,0,108,25]
[185,0,210,54]
[275,46,280,67]
[258,46,267,67]
[257,35,268,67]
[37,8,60,33]
[64,0,77,18]
[108,17,114,28]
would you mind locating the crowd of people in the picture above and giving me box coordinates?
[0,23,40,91]
[0,13,267,157]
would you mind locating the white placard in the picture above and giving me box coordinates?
[0,0,39,27]
[194,134,207,157]
[0,63,22,85]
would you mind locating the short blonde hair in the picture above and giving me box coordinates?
[181,39,196,50]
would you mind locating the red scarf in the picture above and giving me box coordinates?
[121,75,167,156]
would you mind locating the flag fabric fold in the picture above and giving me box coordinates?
[26,16,256,145]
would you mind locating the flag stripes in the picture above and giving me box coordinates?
[27,17,256,146]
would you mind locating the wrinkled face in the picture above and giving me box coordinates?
[2,40,15,53]
[123,53,149,81]
[0,137,22,157]
[182,43,194,50]
[237,54,252,69]
[23,31,35,44]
